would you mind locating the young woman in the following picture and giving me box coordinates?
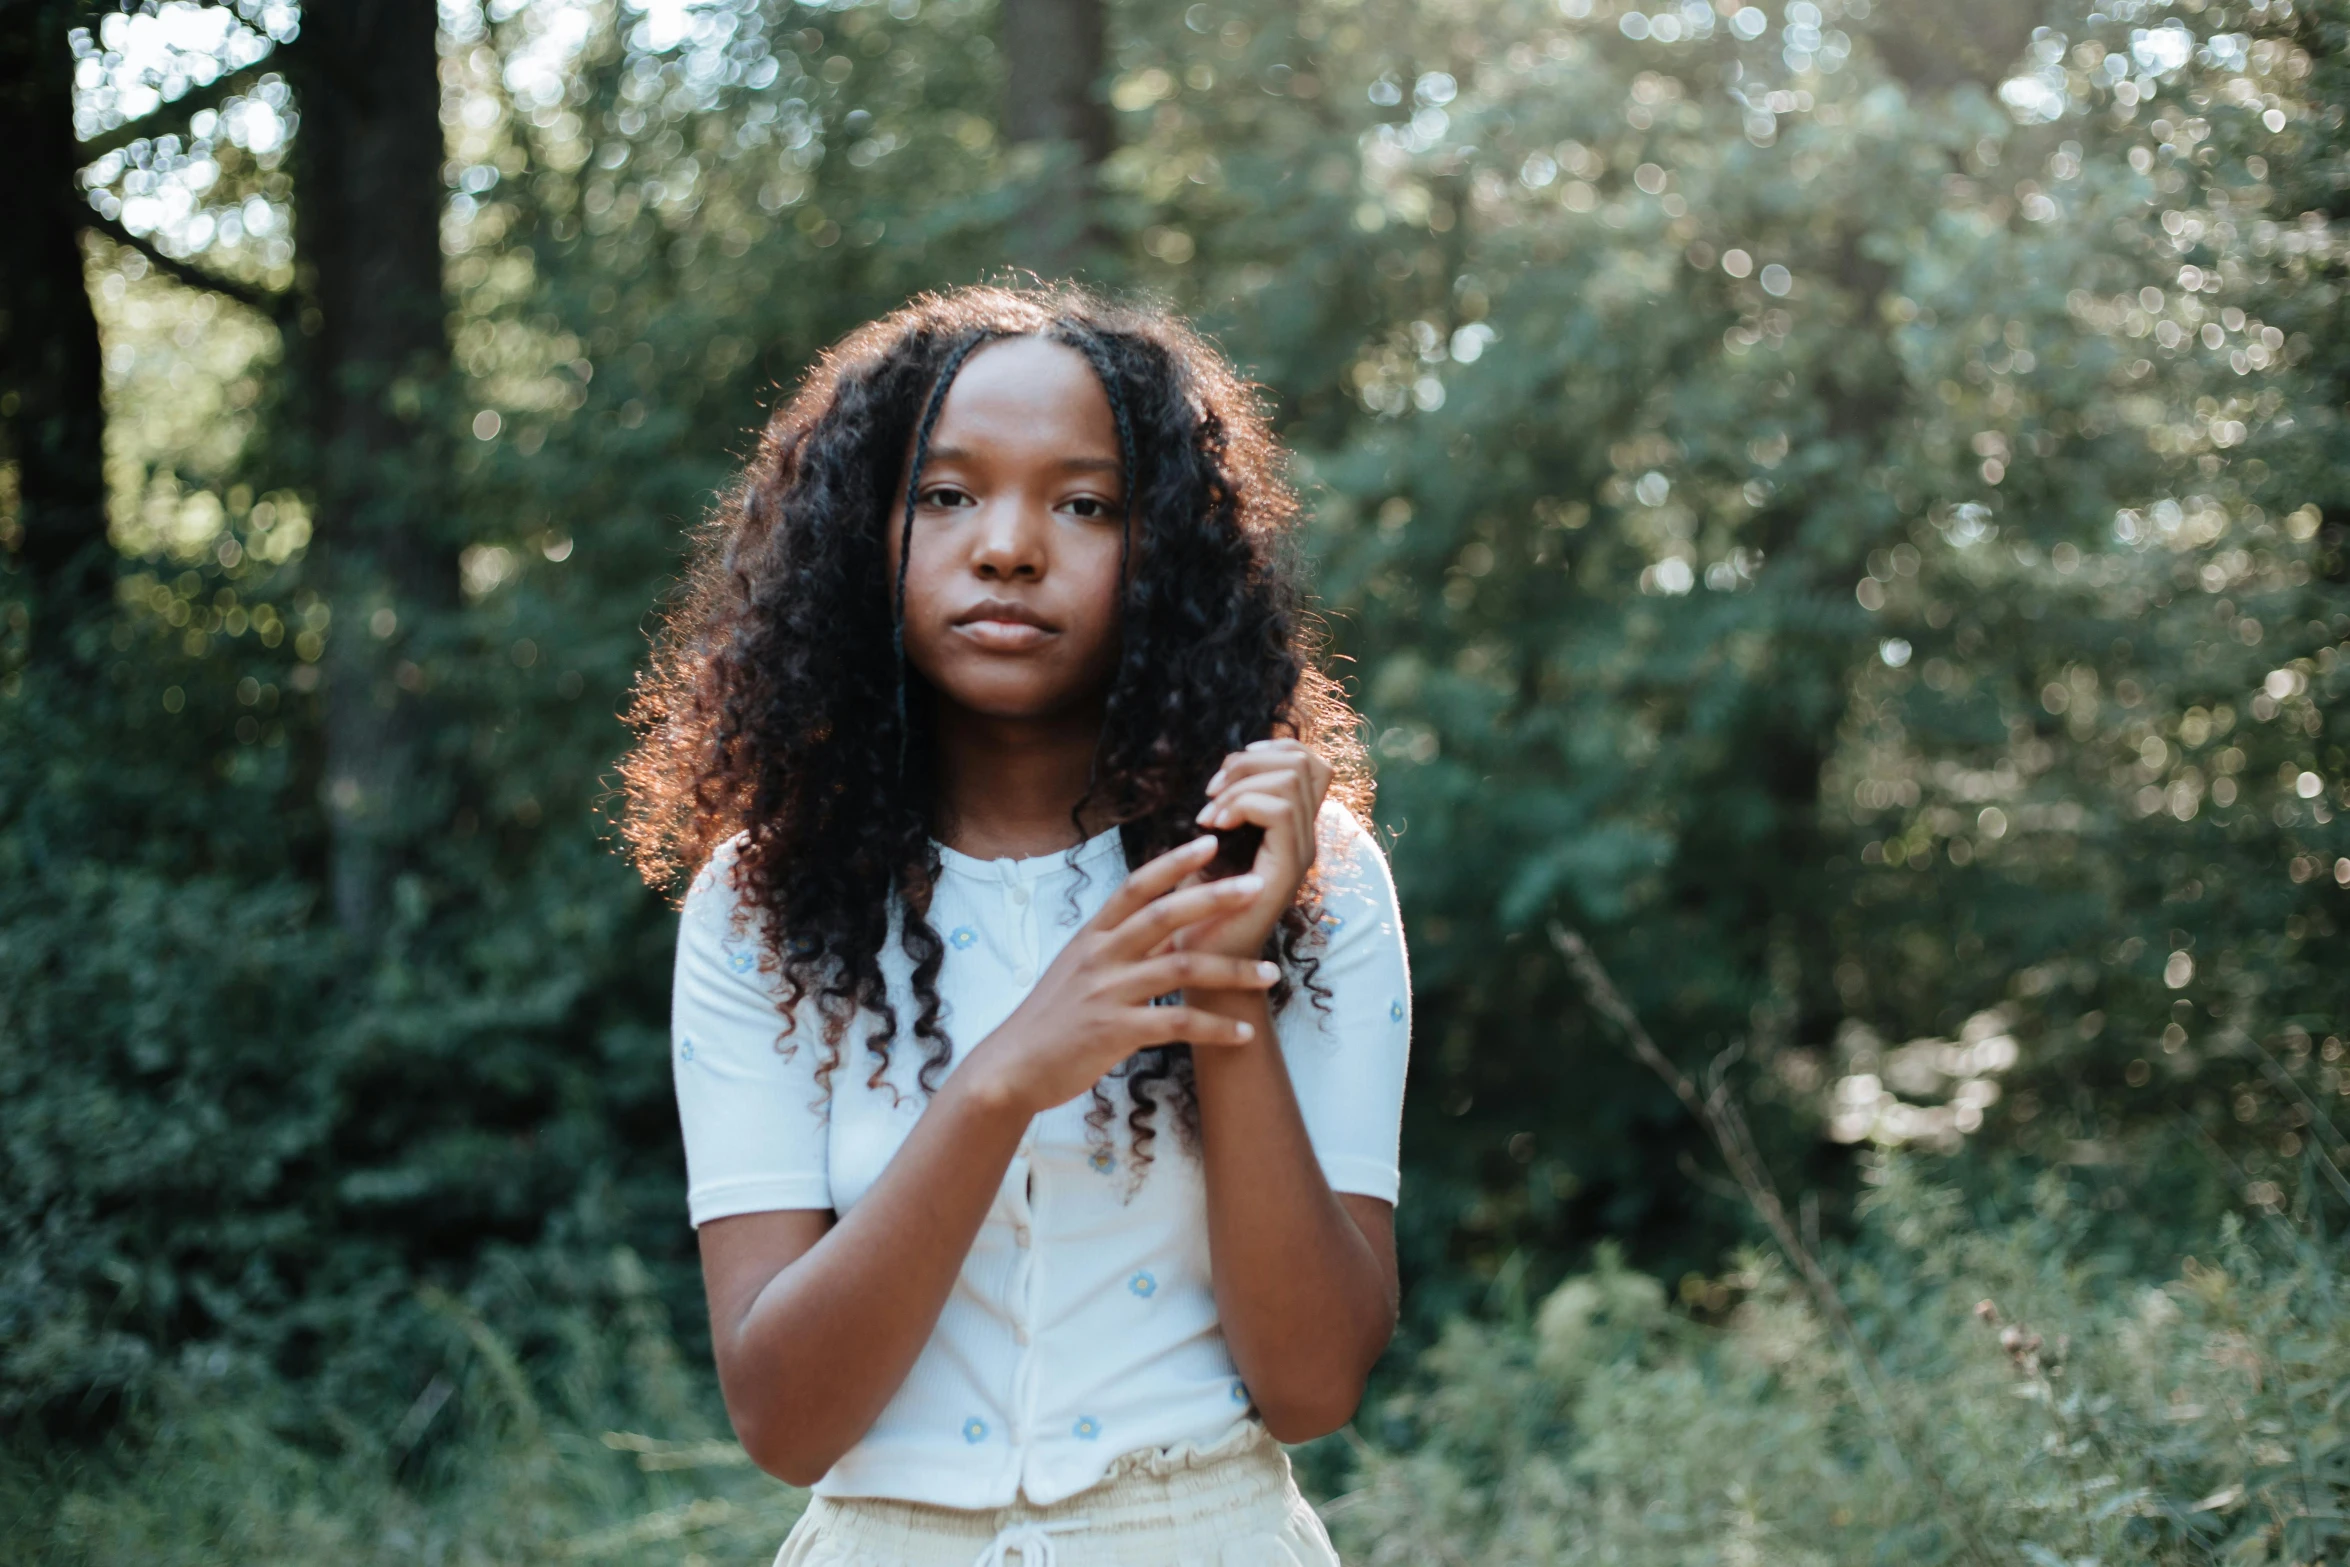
[621,283,1411,1565]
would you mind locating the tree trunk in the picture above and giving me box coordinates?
[997,0,1111,277]
[0,0,112,661]
[283,2,456,939]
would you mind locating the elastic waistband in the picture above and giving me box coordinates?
[808,1421,1288,1545]
[1092,1417,1284,1505]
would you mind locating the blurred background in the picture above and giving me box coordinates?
[3,0,2347,1559]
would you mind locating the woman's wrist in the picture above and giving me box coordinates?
[1174,912,1283,964]
[1183,983,1274,1045]
[951,1026,1052,1122]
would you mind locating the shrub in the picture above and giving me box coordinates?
[2,1247,805,1567]
[1327,1158,2350,1565]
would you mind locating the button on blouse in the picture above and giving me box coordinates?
[670,802,1412,1509]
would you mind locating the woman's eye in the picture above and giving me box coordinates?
[920,485,973,509]
[1065,495,1118,519]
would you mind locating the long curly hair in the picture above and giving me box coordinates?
[619,282,1369,1169]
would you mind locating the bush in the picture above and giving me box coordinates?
[1327,1157,2350,1565]
[13,1158,2346,1565]
[2,1247,805,1567]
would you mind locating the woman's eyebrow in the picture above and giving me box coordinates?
[923,444,1121,475]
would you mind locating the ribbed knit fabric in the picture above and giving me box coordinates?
[769,1421,1341,1567]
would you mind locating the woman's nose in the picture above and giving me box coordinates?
[970,496,1048,579]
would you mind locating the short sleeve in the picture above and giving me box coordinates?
[671,840,833,1226]
[1277,801,1413,1205]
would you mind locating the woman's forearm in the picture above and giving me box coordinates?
[703,851,1287,1483]
[1189,988,1399,1440]
[703,1066,1029,1483]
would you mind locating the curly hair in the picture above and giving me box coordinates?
[619,281,1369,1171]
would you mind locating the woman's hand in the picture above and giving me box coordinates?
[960,835,1282,1116]
[703,843,1273,1484]
[1182,740,1334,961]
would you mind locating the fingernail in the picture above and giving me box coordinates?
[1235,1022,1254,1040]
[1256,962,1279,981]
[1232,875,1264,893]
[1207,772,1226,792]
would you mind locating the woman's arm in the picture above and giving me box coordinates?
[1189,987,1399,1440]
[1181,742,1404,1439]
[696,839,1281,1485]
[696,1070,1028,1486]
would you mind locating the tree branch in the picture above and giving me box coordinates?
[77,61,276,164]
[1549,925,1879,1374]
[82,209,287,321]
[1549,922,2009,1567]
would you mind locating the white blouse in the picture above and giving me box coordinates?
[669,801,1411,1508]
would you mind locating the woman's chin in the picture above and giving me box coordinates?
[930,678,1108,728]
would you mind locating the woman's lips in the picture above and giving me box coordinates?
[952,618,1055,652]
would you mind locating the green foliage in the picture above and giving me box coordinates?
[2,1246,804,1566]
[1328,1157,2350,1564]
[17,1160,2342,1567]
[5,3,2350,1551]
[1119,0,2350,1306]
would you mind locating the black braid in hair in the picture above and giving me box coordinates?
[1043,324,1180,1181]
[1049,323,1141,852]
[894,330,999,778]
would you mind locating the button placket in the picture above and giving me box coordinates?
[1002,861,1040,988]
[1000,1103,1040,1452]
[1006,1233,1039,1445]
[1012,1134,1049,1463]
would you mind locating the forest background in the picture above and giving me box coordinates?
[3,0,2348,1560]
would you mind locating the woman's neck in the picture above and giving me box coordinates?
[930,700,1120,861]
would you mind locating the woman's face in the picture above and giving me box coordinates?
[890,336,1129,725]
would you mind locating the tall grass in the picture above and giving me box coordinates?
[1323,1155,2350,1566]
[11,1165,2345,1565]
[4,1247,804,1567]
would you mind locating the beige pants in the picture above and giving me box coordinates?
[772,1422,1342,1567]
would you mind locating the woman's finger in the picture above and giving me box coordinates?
[1199,755,1320,822]
[1126,1005,1258,1048]
[1092,835,1219,930]
[1201,743,1313,797]
[1105,873,1264,956]
[1116,952,1281,1001]
[1240,763,1314,823]
[1196,788,1304,844]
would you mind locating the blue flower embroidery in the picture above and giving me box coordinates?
[1089,1148,1116,1174]
[949,926,979,950]
[1128,1271,1157,1299]
[1230,1379,1250,1406]
[676,1037,695,1062]
[726,947,756,974]
[1073,1416,1101,1441]
[1389,998,1406,1022]
[962,1417,989,1444]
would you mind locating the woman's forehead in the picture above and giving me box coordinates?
[926,336,1118,455]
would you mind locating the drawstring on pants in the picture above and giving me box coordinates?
[971,1517,1090,1567]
